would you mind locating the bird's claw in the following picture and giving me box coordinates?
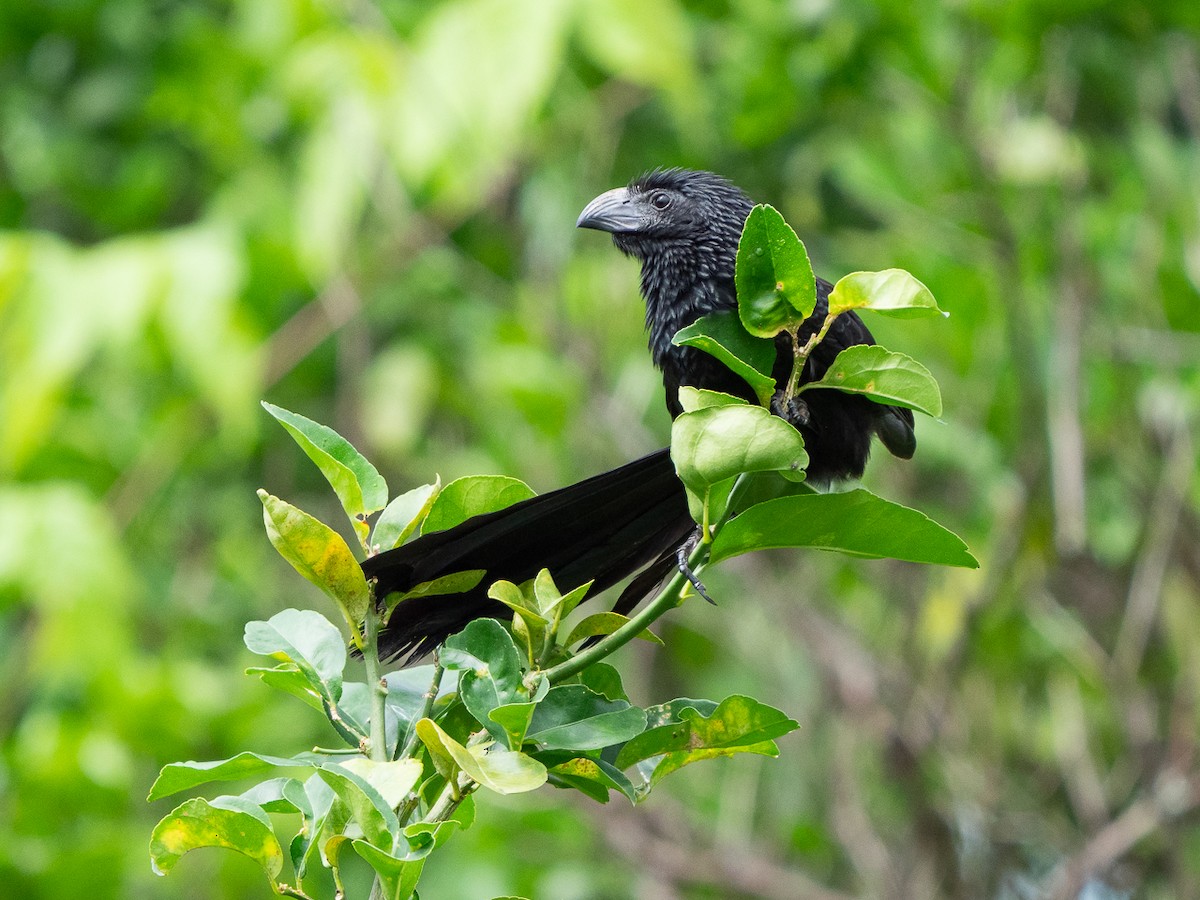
[676,543,716,605]
[770,391,810,427]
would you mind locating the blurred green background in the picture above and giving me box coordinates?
[2,0,1199,897]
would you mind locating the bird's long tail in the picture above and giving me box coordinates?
[363,448,694,662]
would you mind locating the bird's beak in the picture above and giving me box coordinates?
[577,187,642,233]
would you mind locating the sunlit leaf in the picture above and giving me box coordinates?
[488,580,550,657]
[422,475,536,534]
[147,751,323,801]
[615,695,798,787]
[671,403,807,523]
[532,568,591,621]
[262,402,388,530]
[416,718,547,794]
[382,570,487,613]
[672,311,776,405]
[349,799,476,898]
[257,493,371,630]
[238,777,313,817]
[372,479,441,551]
[709,490,979,568]
[827,269,946,318]
[149,796,283,881]
[675,387,753,413]
[564,613,663,647]
[244,608,347,707]
[337,758,423,808]
[489,701,539,749]
[736,204,817,336]
[316,764,399,848]
[351,841,427,900]
[801,344,943,417]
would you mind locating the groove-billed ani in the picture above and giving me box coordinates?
[364,169,914,661]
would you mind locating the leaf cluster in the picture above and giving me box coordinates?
[150,205,975,900]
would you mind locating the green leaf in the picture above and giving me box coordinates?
[800,345,943,417]
[709,490,979,568]
[147,751,322,801]
[372,479,441,551]
[416,718,547,794]
[735,204,817,336]
[488,579,550,658]
[532,568,591,621]
[245,664,326,712]
[291,775,338,878]
[615,695,799,787]
[149,796,284,881]
[442,619,527,740]
[414,717,461,784]
[827,269,946,318]
[564,612,663,647]
[672,311,777,405]
[544,755,638,804]
[257,492,371,630]
[526,685,648,751]
[262,401,388,530]
[316,764,400,849]
[337,758,423,808]
[321,681,371,747]
[675,387,752,413]
[244,608,347,705]
[351,841,427,900]
[422,475,536,534]
[671,404,808,523]
[573,663,629,702]
[351,798,475,899]
[382,569,487,612]
[238,778,313,817]
[488,701,539,749]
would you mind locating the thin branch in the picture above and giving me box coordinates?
[1042,769,1200,900]
[397,655,443,760]
[362,601,389,763]
[1046,264,1088,555]
[598,798,857,900]
[265,275,362,387]
[1112,420,1195,677]
[541,540,707,684]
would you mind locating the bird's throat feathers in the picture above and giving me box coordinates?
[638,241,730,366]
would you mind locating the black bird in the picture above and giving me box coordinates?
[364,169,914,661]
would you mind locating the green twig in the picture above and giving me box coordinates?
[425,773,473,824]
[543,539,709,684]
[541,472,757,684]
[397,655,444,761]
[362,602,389,763]
[783,312,838,405]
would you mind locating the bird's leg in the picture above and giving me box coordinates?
[771,389,811,428]
[676,531,716,605]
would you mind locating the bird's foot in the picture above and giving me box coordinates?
[676,539,716,605]
[770,390,810,427]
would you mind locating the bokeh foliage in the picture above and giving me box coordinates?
[1,0,1198,897]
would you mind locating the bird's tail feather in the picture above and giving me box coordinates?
[363,448,693,661]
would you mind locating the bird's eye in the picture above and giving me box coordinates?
[650,191,672,210]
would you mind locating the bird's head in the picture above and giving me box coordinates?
[577,169,753,266]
